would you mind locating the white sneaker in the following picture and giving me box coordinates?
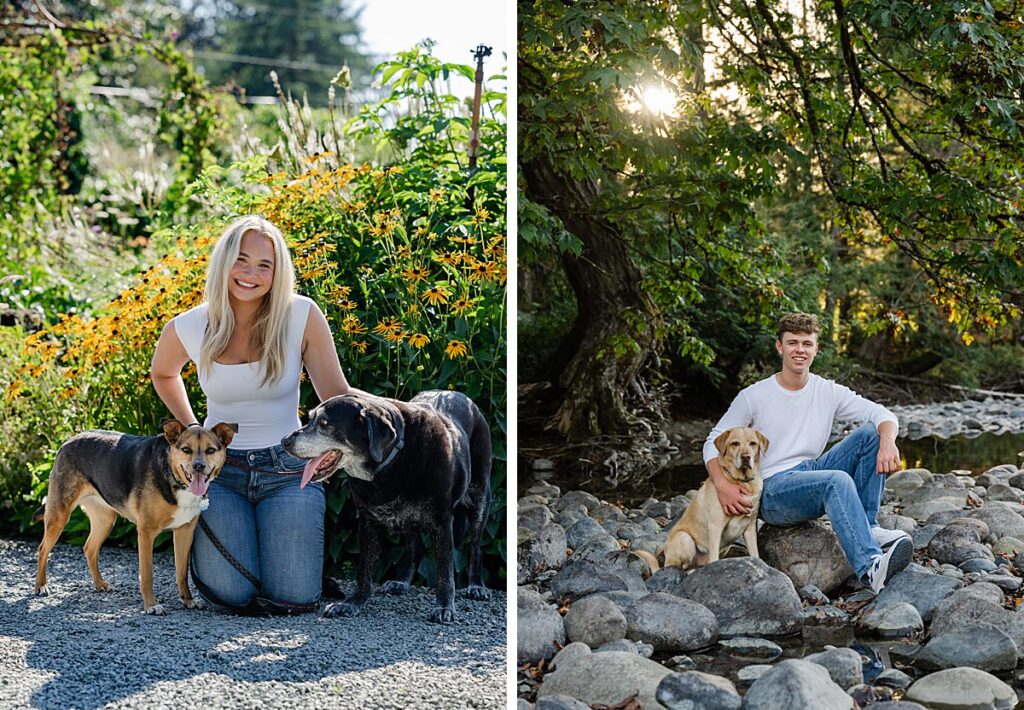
[872,526,911,551]
[863,536,913,593]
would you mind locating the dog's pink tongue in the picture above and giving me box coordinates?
[189,472,208,497]
[301,453,330,489]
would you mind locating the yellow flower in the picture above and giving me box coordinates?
[396,246,412,259]
[445,340,468,359]
[4,380,24,402]
[450,234,478,245]
[302,265,328,280]
[342,315,367,334]
[451,296,474,316]
[373,319,403,336]
[475,207,490,221]
[384,330,405,342]
[408,333,430,348]
[401,265,429,284]
[467,259,501,283]
[429,188,444,202]
[331,285,352,300]
[351,340,369,354]
[485,235,506,256]
[338,299,358,310]
[421,284,450,306]
[434,251,461,266]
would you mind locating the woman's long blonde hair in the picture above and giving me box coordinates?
[200,216,296,387]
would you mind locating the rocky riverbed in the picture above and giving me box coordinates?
[517,458,1024,710]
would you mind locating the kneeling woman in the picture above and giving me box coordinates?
[151,216,351,614]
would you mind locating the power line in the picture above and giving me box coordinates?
[192,49,344,73]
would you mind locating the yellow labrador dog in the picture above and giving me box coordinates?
[639,427,768,572]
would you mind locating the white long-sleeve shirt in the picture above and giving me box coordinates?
[702,373,898,479]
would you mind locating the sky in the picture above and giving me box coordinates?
[356,0,508,76]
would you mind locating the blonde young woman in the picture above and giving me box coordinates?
[151,215,351,614]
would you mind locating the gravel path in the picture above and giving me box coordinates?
[0,539,506,709]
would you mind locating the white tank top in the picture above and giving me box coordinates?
[172,295,313,449]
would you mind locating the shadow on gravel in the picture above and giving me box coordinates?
[0,541,506,710]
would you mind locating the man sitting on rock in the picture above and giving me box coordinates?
[703,312,913,593]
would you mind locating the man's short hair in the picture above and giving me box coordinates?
[778,313,820,340]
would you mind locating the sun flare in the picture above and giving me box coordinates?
[633,84,677,116]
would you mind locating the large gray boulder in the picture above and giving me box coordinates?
[564,594,627,648]
[857,601,923,639]
[537,650,671,709]
[519,523,569,572]
[567,534,620,565]
[657,671,741,710]
[740,659,854,709]
[803,646,864,689]
[904,667,1017,710]
[519,503,554,532]
[677,558,803,637]
[869,566,961,622]
[926,524,994,566]
[759,521,854,595]
[902,486,969,507]
[624,592,718,652]
[552,490,601,513]
[903,500,962,522]
[518,588,566,664]
[564,517,607,550]
[929,593,1024,657]
[970,502,1024,540]
[549,560,627,602]
[885,469,926,497]
[916,628,1018,671]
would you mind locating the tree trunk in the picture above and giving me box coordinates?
[522,156,658,441]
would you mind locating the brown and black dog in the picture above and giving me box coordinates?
[34,420,236,614]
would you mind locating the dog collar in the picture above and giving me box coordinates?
[373,435,405,474]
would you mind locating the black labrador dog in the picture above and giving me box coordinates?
[281,390,492,623]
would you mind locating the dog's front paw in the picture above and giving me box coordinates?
[145,603,166,616]
[465,585,491,601]
[181,596,205,610]
[95,580,115,592]
[429,605,456,624]
[380,580,410,595]
[35,585,50,597]
[323,601,361,619]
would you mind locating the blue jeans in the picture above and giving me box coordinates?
[759,424,884,578]
[189,443,326,613]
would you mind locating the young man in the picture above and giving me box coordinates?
[702,313,912,593]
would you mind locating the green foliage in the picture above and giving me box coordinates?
[0,31,80,261]
[711,0,1024,336]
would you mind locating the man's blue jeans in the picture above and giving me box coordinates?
[189,443,326,613]
[759,424,884,578]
